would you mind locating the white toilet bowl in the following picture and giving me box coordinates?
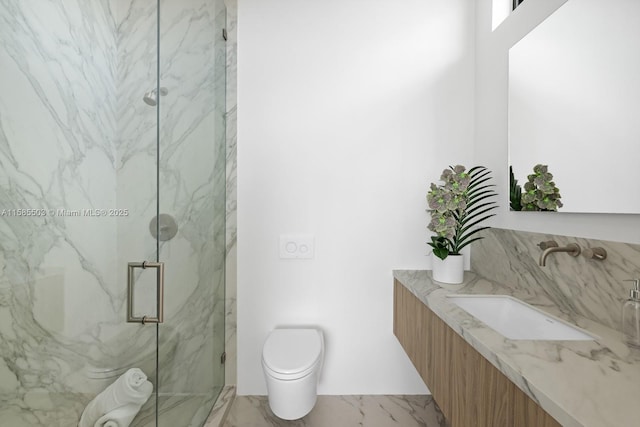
[262,328,324,420]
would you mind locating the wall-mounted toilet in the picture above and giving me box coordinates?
[262,328,324,420]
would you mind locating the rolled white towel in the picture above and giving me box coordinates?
[94,403,151,427]
[78,368,153,427]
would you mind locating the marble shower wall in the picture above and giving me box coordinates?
[473,228,640,331]
[0,1,123,425]
[224,0,237,386]
[0,0,227,425]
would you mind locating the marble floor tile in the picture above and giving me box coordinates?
[223,395,448,427]
[204,386,237,426]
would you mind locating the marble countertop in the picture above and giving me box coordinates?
[393,270,640,427]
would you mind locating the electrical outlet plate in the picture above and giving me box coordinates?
[279,235,315,259]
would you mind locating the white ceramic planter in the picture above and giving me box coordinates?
[432,254,464,285]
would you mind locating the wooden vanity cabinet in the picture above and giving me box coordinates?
[393,280,561,427]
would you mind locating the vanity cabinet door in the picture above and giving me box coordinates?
[512,391,563,427]
[393,279,429,380]
[393,280,561,427]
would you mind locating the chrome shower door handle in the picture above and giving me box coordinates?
[127,261,164,324]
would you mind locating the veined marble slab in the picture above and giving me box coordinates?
[472,228,640,331]
[204,385,236,427]
[223,395,447,427]
[394,269,640,427]
[224,0,238,387]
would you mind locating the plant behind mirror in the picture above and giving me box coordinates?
[509,166,522,211]
[510,164,562,211]
[427,165,498,260]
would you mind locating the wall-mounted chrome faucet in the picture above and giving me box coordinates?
[538,241,581,266]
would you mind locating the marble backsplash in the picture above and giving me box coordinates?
[472,228,640,331]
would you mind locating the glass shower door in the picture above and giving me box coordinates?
[156,0,227,425]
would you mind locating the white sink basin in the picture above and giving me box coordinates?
[447,295,596,341]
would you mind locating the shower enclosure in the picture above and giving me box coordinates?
[0,0,227,425]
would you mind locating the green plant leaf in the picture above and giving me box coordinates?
[454,231,491,252]
[509,166,522,211]
[433,247,449,260]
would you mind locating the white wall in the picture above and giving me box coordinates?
[238,0,476,394]
[475,0,640,243]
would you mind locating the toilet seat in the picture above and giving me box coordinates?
[262,329,323,379]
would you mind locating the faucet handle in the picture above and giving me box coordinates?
[538,240,558,250]
[583,247,607,260]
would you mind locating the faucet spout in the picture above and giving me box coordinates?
[539,243,581,266]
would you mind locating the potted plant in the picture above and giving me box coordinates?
[427,165,498,284]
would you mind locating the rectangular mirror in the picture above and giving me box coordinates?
[508,0,640,213]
